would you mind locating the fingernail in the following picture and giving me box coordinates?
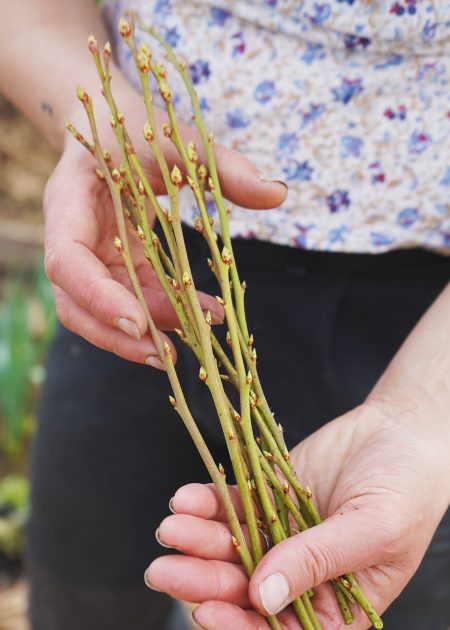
[155,527,174,549]
[191,609,206,629]
[144,570,162,592]
[145,355,165,370]
[168,496,176,514]
[258,573,290,615]
[257,173,288,190]
[116,317,141,340]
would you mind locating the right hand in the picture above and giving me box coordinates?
[43,82,288,366]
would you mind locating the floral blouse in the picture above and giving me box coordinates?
[101,0,450,254]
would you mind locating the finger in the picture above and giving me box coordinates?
[53,287,176,366]
[157,514,243,563]
[45,240,151,338]
[161,116,288,210]
[214,144,288,210]
[192,601,270,630]
[170,483,247,522]
[249,506,386,618]
[145,556,250,608]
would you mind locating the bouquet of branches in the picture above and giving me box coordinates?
[66,13,383,629]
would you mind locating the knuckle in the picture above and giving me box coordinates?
[301,541,344,587]
[44,248,60,283]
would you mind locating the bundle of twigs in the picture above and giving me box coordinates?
[66,14,382,629]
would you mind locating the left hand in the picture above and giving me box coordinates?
[145,399,450,629]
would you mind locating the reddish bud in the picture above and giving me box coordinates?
[88,35,98,54]
[171,165,182,186]
[194,216,204,234]
[143,122,153,142]
[118,18,132,39]
[114,236,124,252]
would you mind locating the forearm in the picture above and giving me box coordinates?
[369,282,450,440]
[0,0,131,149]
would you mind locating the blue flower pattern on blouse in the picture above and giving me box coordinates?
[101,0,450,254]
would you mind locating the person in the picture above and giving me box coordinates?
[1,1,449,628]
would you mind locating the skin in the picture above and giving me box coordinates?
[147,285,450,628]
[0,0,287,367]
[1,2,449,628]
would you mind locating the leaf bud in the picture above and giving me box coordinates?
[186,140,198,163]
[233,411,242,424]
[241,280,247,292]
[305,486,312,499]
[114,236,124,252]
[137,225,145,241]
[215,295,224,305]
[199,366,207,382]
[283,481,289,494]
[163,208,172,223]
[143,121,154,142]
[111,168,121,183]
[231,536,239,548]
[208,177,215,191]
[246,370,252,385]
[162,123,172,138]
[221,247,232,265]
[194,216,204,234]
[103,149,112,163]
[247,334,254,347]
[218,463,225,475]
[208,131,214,144]
[152,234,160,247]
[197,164,207,181]
[251,348,257,363]
[95,168,105,181]
[171,165,182,186]
[226,205,232,217]
[110,115,117,129]
[271,513,278,523]
[169,395,177,408]
[207,257,214,270]
[163,342,172,356]
[104,41,112,57]
[76,86,89,105]
[138,180,145,195]
[182,272,192,287]
[88,35,98,54]
[159,81,171,103]
[228,431,236,441]
[174,328,187,342]
[155,61,167,78]
[186,176,197,192]
[118,18,132,39]
[137,51,150,73]
[117,111,125,124]
[226,331,232,346]
[205,310,212,326]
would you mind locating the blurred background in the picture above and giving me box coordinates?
[0,95,58,630]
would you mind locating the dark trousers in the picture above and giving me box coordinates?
[27,229,450,629]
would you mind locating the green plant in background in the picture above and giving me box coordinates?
[0,475,29,560]
[0,255,56,456]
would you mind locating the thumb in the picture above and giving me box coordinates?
[214,143,288,210]
[249,508,381,617]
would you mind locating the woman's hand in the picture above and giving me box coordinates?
[146,399,450,628]
[43,85,287,366]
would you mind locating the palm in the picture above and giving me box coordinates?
[146,402,447,629]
